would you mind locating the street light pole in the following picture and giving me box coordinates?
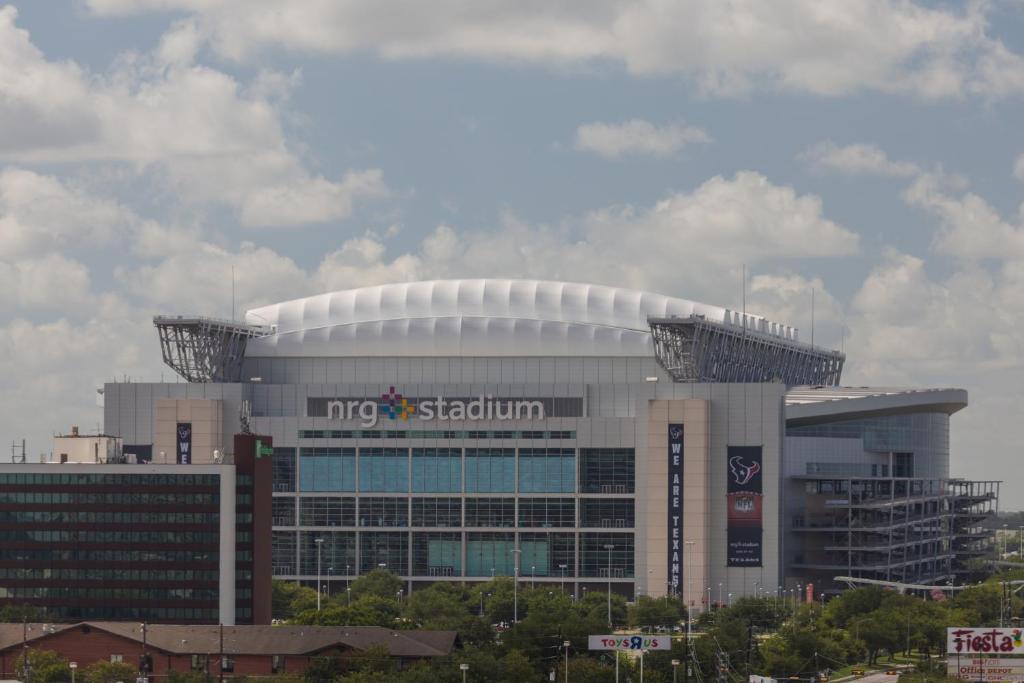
[559,564,567,593]
[684,541,694,683]
[563,641,570,683]
[511,548,522,623]
[315,538,324,611]
[604,544,615,628]
[672,659,680,683]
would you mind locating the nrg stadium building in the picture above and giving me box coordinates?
[103,279,998,604]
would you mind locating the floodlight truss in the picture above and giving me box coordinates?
[154,316,268,383]
[648,316,845,386]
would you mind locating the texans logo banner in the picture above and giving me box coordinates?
[176,422,192,465]
[667,424,684,595]
[727,445,763,567]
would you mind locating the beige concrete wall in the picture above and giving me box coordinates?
[644,399,710,605]
[154,398,224,464]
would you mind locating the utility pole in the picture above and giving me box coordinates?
[218,623,224,683]
[512,548,522,623]
[315,537,324,611]
[604,544,615,628]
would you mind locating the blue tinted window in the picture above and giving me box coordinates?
[519,449,575,493]
[464,448,515,492]
[298,448,356,492]
[359,448,409,492]
[411,448,461,493]
[465,533,515,577]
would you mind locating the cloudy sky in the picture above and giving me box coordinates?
[1,1,1022,502]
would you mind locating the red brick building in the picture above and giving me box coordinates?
[0,622,458,679]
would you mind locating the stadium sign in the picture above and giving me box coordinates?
[317,387,545,427]
[588,635,671,651]
[947,628,1024,655]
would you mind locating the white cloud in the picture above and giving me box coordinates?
[83,0,1024,100]
[0,6,386,227]
[119,171,858,317]
[0,253,94,312]
[903,172,1024,261]
[574,119,711,159]
[0,168,135,259]
[801,141,920,178]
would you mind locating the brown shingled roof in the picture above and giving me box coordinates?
[0,623,457,659]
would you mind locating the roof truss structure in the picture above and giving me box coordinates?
[648,316,844,386]
[154,316,267,383]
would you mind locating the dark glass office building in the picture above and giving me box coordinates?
[0,435,272,624]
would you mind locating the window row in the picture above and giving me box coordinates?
[0,530,220,544]
[0,492,220,505]
[273,497,634,529]
[0,473,220,486]
[272,531,633,578]
[0,511,219,525]
[273,447,633,494]
[0,549,219,563]
[0,567,218,581]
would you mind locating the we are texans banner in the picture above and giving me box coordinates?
[667,424,684,594]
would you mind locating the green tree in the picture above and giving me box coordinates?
[629,595,684,630]
[166,671,213,683]
[272,580,319,620]
[557,655,616,683]
[0,604,43,622]
[82,660,138,683]
[15,650,71,683]
[296,595,401,628]
[304,656,342,683]
[349,569,403,601]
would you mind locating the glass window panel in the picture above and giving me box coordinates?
[464,448,515,493]
[580,533,634,578]
[580,499,634,528]
[518,449,575,493]
[517,498,575,528]
[357,498,408,527]
[298,448,356,492]
[411,448,462,493]
[465,498,515,528]
[272,498,296,526]
[272,448,296,492]
[271,531,296,576]
[411,498,461,527]
[299,497,355,527]
[519,532,575,577]
[465,532,515,577]
[359,531,408,574]
[579,449,635,494]
[412,532,462,576]
[358,449,409,492]
[299,531,355,576]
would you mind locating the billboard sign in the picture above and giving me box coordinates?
[948,628,1024,655]
[727,445,763,566]
[667,423,684,595]
[176,423,192,465]
[588,635,672,651]
[947,657,1024,682]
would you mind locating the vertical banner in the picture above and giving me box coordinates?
[667,424,684,595]
[176,422,192,464]
[727,445,763,566]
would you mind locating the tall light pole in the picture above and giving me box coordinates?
[315,538,324,611]
[1019,526,1023,556]
[684,541,694,629]
[563,641,570,683]
[559,564,568,593]
[604,544,615,628]
[672,659,680,683]
[511,548,522,623]
[718,583,722,609]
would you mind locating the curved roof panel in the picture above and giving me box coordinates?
[244,279,749,357]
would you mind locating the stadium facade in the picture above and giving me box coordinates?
[102,279,997,604]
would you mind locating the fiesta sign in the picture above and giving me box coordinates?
[322,387,545,427]
[948,628,1024,654]
[588,635,671,651]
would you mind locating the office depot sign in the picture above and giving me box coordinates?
[947,658,1024,682]
[948,628,1024,655]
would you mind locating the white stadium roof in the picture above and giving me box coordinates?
[244,279,792,358]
